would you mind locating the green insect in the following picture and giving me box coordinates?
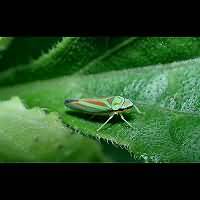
[64,96,143,132]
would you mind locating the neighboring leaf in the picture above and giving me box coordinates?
[0,37,13,60]
[77,37,200,75]
[2,37,200,86]
[0,37,13,51]
[1,58,200,162]
[0,37,62,71]
[0,97,107,162]
[0,37,200,85]
[0,37,130,86]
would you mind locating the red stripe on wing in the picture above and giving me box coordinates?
[83,99,107,107]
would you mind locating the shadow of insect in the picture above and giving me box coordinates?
[65,110,133,125]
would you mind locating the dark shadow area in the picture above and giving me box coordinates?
[65,110,133,124]
[101,140,144,163]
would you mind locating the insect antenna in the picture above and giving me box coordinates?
[133,104,143,114]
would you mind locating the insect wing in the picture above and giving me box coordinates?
[65,98,112,113]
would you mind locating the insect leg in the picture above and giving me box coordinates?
[97,113,115,132]
[119,113,133,129]
[133,104,143,114]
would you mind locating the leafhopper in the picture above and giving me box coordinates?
[64,96,143,132]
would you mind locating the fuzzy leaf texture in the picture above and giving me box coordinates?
[1,57,200,162]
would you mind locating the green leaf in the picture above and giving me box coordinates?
[0,37,13,61]
[0,97,107,162]
[2,37,200,86]
[0,37,130,86]
[1,57,200,162]
[0,37,62,71]
[0,37,13,51]
[77,37,200,75]
[101,140,143,162]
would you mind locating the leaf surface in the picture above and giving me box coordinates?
[1,57,200,162]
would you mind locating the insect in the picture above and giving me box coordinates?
[64,96,143,132]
